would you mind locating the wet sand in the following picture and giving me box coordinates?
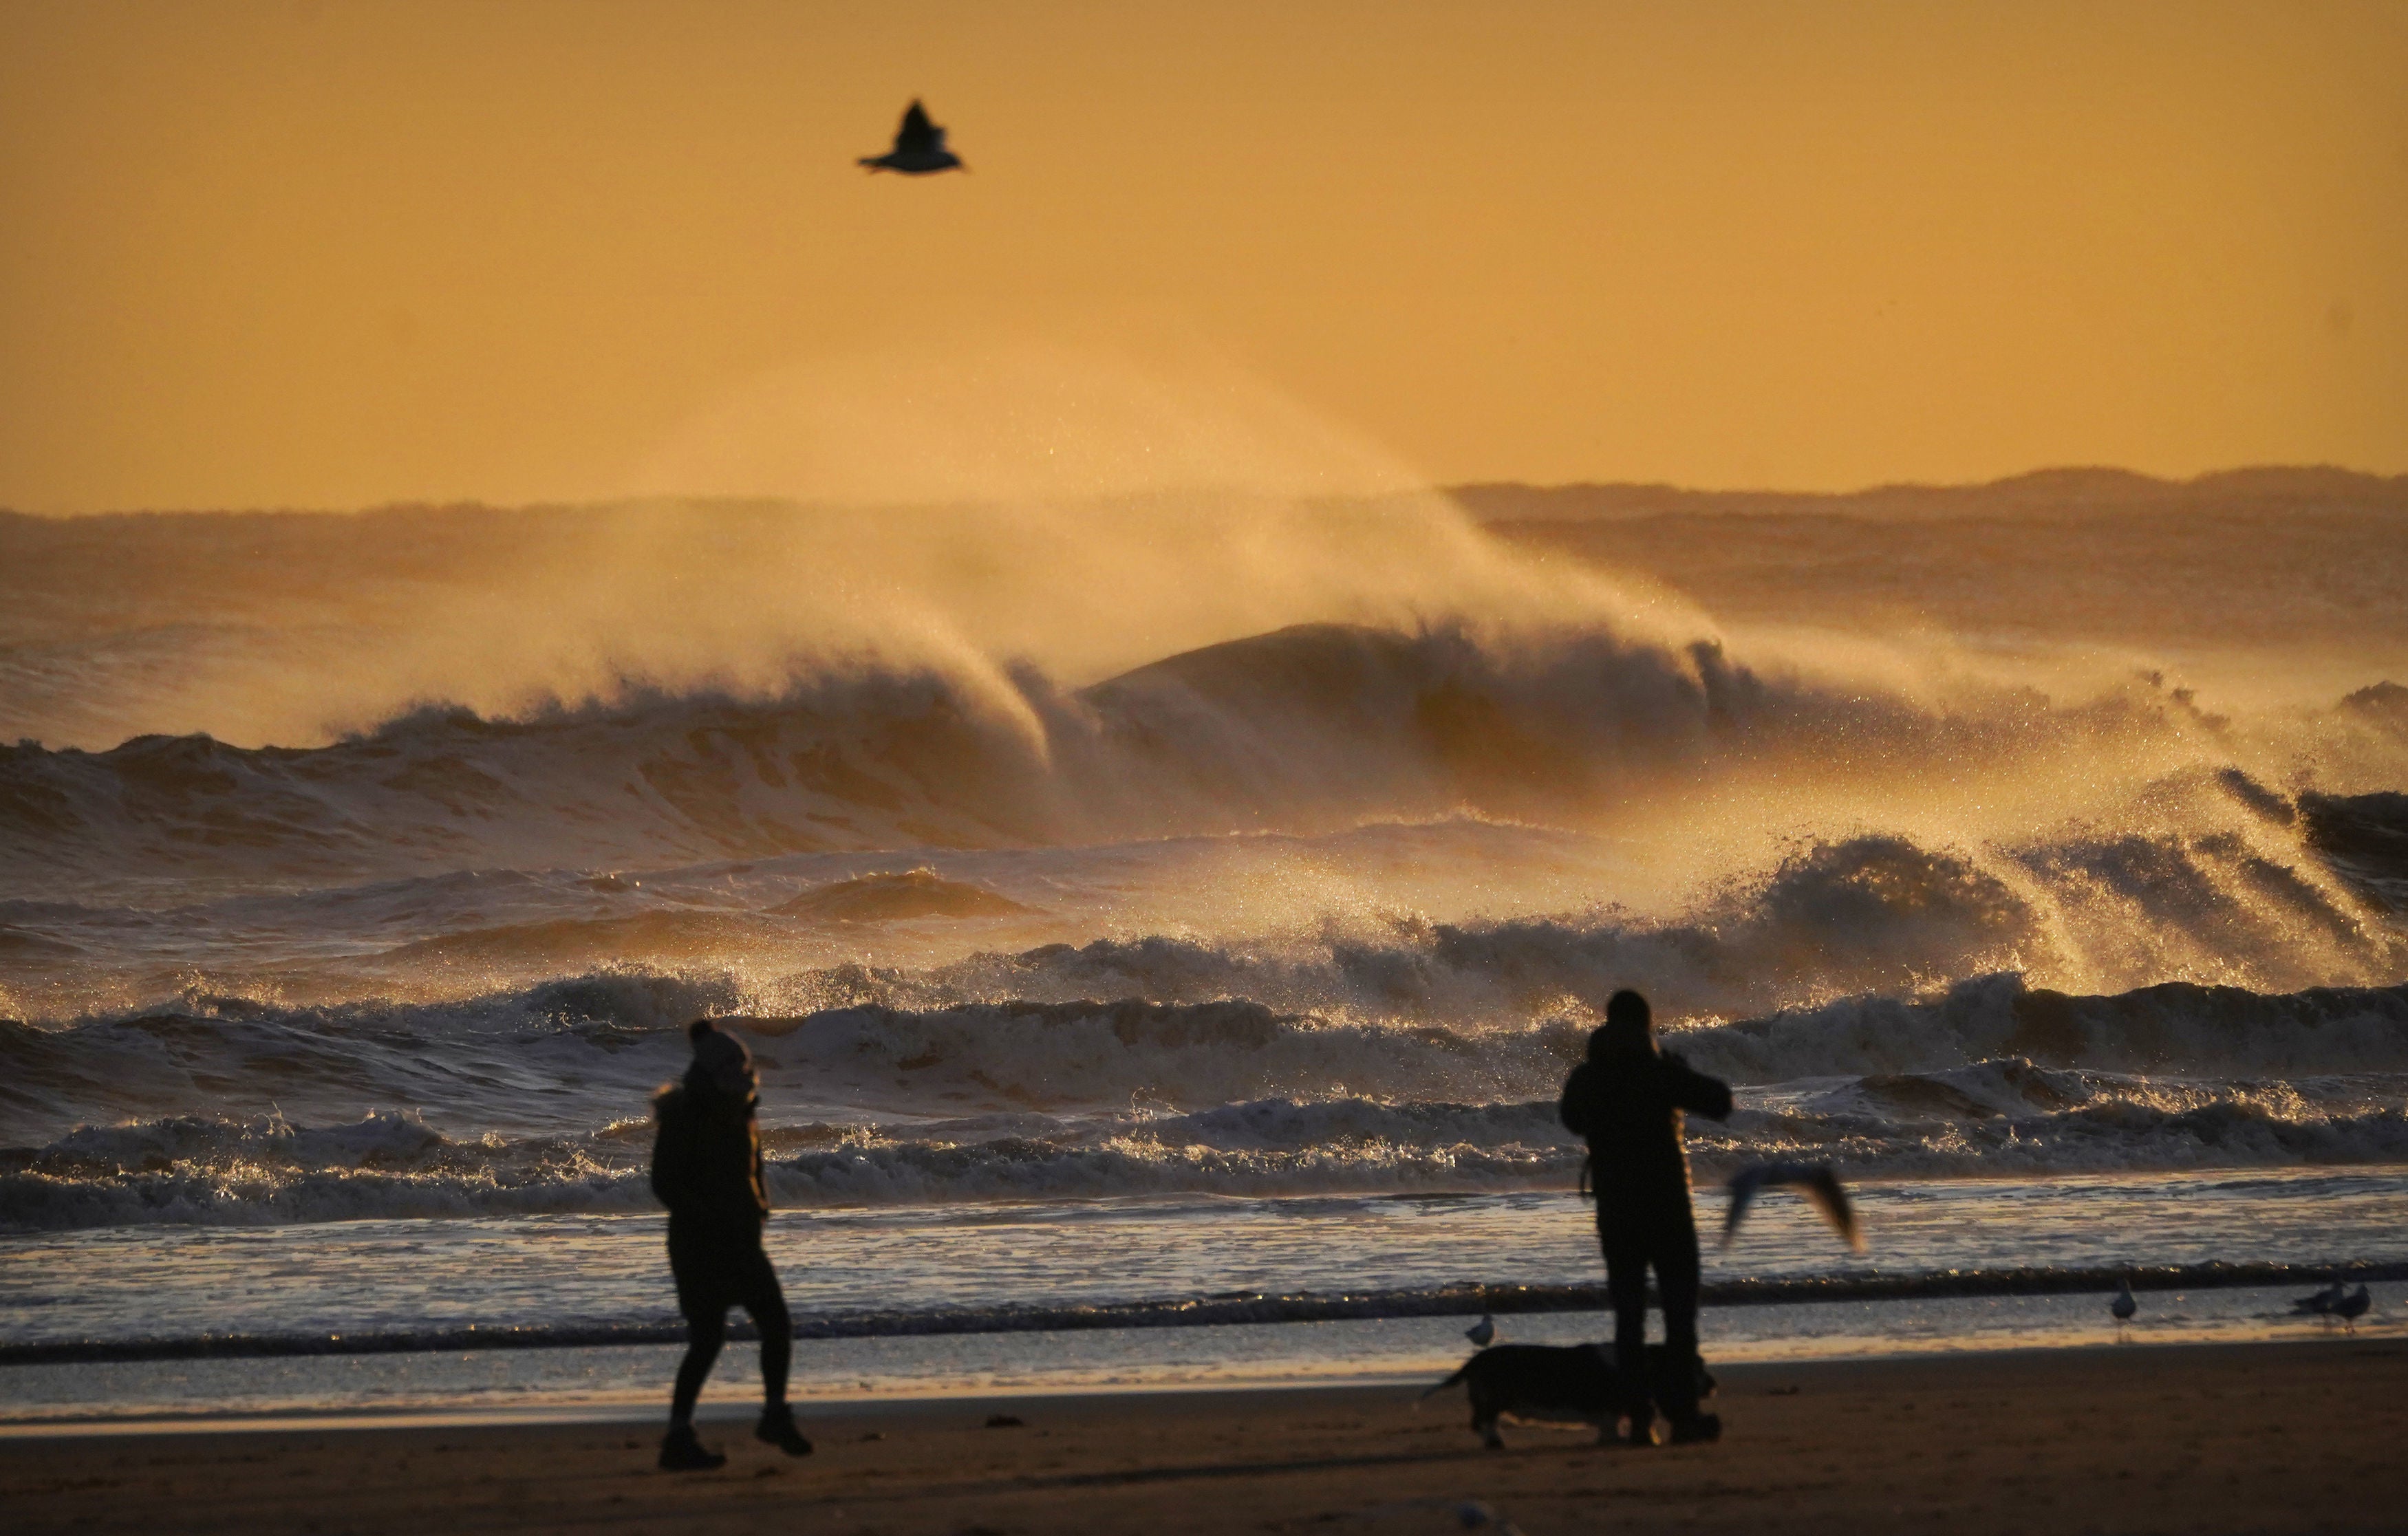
[8,1340,2405,1534]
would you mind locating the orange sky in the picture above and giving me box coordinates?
[2,0,2402,513]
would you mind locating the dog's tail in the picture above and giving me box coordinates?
[1417,1359,1475,1402]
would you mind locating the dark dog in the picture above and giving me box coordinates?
[1422,1342,1716,1448]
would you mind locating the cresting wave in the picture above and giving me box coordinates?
[5,976,2403,1230]
[4,780,2404,1019]
[6,616,2381,896]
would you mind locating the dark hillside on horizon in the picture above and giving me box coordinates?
[1467,466,2408,660]
[1450,465,2408,523]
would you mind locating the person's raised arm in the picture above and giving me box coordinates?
[1662,1054,1734,1122]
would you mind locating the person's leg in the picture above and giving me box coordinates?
[658,1295,733,1471]
[1652,1218,1717,1440]
[670,1304,727,1427]
[1655,1219,1701,1365]
[1598,1215,1655,1440]
[1599,1224,1649,1367]
[660,1226,732,1468]
[734,1246,791,1407]
[738,1243,813,1456]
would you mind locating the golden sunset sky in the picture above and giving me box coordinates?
[2,0,2402,512]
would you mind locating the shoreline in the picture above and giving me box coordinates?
[7,1292,2394,1434]
[8,1256,2401,1367]
[0,1330,2376,1437]
[9,1340,2405,1534]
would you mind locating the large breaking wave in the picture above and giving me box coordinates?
[7,616,2380,895]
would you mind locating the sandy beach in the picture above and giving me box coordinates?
[8,1339,2405,1535]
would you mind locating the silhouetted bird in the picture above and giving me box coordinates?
[859,100,965,174]
[2334,1284,2372,1332]
[1722,1160,1864,1252]
[2294,1278,2347,1315]
[2111,1275,2138,1326]
[1465,1314,1496,1348]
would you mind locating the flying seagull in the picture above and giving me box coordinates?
[860,99,965,174]
[2111,1275,2138,1326]
[1464,1314,1497,1348]
[1722,1161,1864,1253]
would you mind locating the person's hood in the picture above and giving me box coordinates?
[685,1026,758,1102]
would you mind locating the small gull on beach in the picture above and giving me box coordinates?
[1464,1314,1496,1348]
[2111,1275,2137,1326]
[2333,1285,2372,1332]
[2294,1278,2348,1318]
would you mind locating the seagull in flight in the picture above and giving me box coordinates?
[860,99,965,174]
[1721,1161,1864,1253]
[2111,1275,2138,1328]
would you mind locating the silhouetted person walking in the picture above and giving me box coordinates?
[1558,989,1733,1445]
[651,1019,813,1469]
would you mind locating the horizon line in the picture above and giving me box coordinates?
[6,462,2407,522]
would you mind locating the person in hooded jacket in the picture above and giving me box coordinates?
[1558,988,1734,1445]
[650,1018,814,1470]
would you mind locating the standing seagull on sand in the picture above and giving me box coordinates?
[2294,1277,2345,1312]
[2333,1284,2372,1333]
[2111,1275,2138,1331]
[860,100,965,174]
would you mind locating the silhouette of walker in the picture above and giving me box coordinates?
[860,99,965,173]
[651,1019,815,1470]
[1559,989,1734,1445]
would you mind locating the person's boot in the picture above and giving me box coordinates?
[1659,1348,1719,1444]
[1668,1410,1723,1445]
[1623,1401,1660,1447]
[756,1403,815,1456]
[658,1423,727,1471]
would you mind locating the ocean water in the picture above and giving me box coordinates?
[3,491,2406,1416]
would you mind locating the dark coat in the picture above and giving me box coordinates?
[1558,1048,1733,1221]
[649,1082,769,1239]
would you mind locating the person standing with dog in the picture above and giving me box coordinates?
[1558,988,1733,1445]
[650,1018,816,1470]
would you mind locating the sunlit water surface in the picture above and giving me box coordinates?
[3,1169,2402,1421]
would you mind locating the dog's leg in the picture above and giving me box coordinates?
[1470,1388,1505,1450]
